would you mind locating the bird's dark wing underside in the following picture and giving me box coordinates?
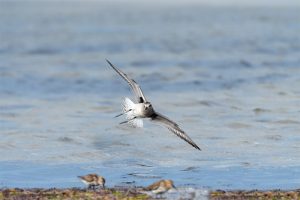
[151,112,201,150]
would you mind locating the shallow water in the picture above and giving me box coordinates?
[0,1,300,190]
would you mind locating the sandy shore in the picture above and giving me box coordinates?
[0,188,299,200]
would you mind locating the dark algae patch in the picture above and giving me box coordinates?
[210,189,300,200]
[0,188,150,200]
[1,188,300,200]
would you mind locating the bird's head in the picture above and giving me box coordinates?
[144,102,152,110]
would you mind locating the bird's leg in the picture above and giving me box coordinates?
[114,109,132,118]
[119,117,136,124]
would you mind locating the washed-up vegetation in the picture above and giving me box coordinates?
[0,188,149,200]
[1,188,300,200]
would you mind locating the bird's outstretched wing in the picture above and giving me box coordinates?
[151,112,201,150]
[106,59,147,103]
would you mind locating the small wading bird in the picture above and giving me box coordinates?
[106,59,201,150]
[78,174,105,190]
[145,179,176,194]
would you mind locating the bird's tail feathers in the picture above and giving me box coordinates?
[129,118,143,128]
[122,97,143,128]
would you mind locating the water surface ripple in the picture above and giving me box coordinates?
[0,1,300,190]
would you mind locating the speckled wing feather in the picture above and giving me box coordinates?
[78,174,95,182]
[106,59,147,103]
[145,181,161,191]
[151,112,201,150]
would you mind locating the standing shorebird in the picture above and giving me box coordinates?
[78,174,105,190]
[107,59,201,150]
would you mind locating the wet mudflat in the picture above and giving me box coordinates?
[0,188,148,200]
[210,189,300,200]
[0,188,299,200]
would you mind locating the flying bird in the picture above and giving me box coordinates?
[106,59,201,150]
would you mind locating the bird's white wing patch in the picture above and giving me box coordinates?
[123,97,135,120]
[123,97,135,112]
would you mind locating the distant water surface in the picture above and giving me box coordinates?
[0,1,300,190]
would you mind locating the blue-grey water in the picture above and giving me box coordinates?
[0,1,300,192]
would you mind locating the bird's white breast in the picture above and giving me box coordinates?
[133,103,145,117]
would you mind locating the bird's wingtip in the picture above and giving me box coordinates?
[195,145,201,151]
[106,58,114,65]
[106,59,115,68]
